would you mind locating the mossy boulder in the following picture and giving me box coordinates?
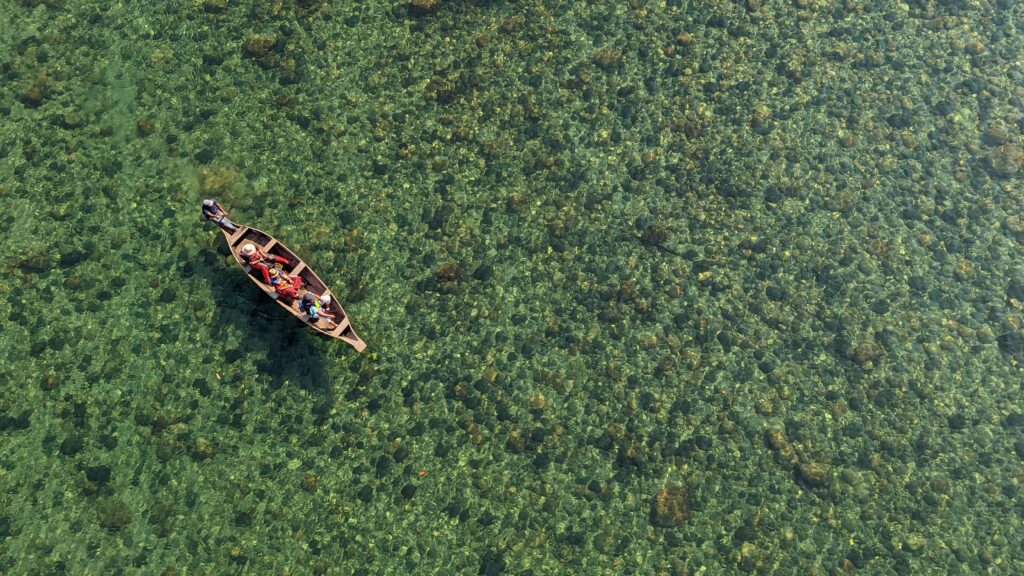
[593,47,623,71]
[242,35,276,58]
[424,75,458,103]
[300,473,318,493]
[96,497,133,532]
[989,144,1022,178]
[85,465,112,485]
[191,439,216,461]
[835,334,884,365]
[17,246,51,273]
[798,462,831,487]
[59,435,84,456]
[410,0,439,12]
[650,486,689,527]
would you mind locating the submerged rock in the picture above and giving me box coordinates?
[59,435,84,456]
[1006,275,1024,301]
[988,144,1022,178]
[85,465,111,485]
[136,116,156,136]
[997,331,1023,360]
[764,427,798,469]
[764,428,788,452]
[96,497,132,532]
[593,47,623,71]
[300,473,318,493]
[836,334,884,366]
[798,462,831,487]
[242,35,275,58]
[191,439,216,461]
[19,81,48,107]
[982,122,1012,146]
[650,486,688,527]
[1003,215,1024,239]
[410,0,439,12]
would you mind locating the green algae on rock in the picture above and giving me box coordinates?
[650,486,688,528]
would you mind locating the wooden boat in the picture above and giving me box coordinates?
[219,223,366,352]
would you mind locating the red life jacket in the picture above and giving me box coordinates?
[245,249,270,265]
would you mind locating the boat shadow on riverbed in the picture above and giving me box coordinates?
[200,251,336,400]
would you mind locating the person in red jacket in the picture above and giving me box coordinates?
[240,243,290,284]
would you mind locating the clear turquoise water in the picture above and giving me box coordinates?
[1,0,1023,573]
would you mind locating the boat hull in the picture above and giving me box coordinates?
[220,225,366,352]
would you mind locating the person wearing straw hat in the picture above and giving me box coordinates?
[240,242,291,284]
[267,266,302,301]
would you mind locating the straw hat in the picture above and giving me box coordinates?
[241,243,256,256]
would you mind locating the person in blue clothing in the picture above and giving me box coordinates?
[300,292,338,328]
[201,199,237,233]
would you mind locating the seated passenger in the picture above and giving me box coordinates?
[240,243,290,284]
[320,294,334,316]
[268,267,302,301]
[300,292,338,328]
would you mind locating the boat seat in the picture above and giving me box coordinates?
[331,316,350,335]
[227,227,248,246]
